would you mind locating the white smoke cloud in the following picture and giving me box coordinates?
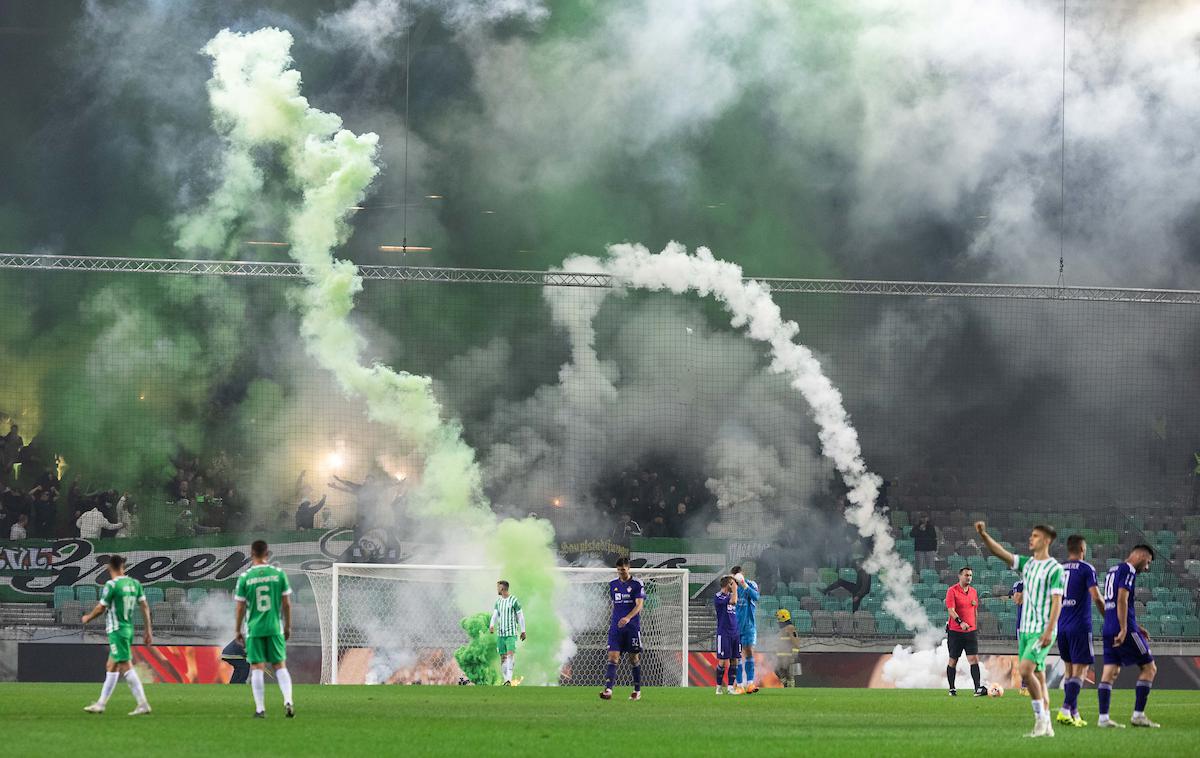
[537,242,940,651]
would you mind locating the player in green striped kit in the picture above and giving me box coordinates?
[82,555,153,715]
[976,521,1064,738]
[234,540,294,718]
[488,580,526,685]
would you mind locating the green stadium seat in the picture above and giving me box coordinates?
[186,588,207,603]
[1160,616,1183,637]
[144,587,165,604]
[819,568,838,585]
[808,582,825,598]
[1146,601,1166,617]
[53,586,74,608]
[794,610,813,634]
[919,569,939,585]
[1156,530,1177,547]
[875,614,898,635]
[1141,619,1162,637]
[1153,587,1172,603]
[839,567,857,583]
[1182,617,1200,638]
[891,511,910,528]
[1140,573,1159,590]
[75,585,98,604]
[788,581,808,597]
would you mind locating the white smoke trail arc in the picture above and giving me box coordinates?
[553,242,939,651]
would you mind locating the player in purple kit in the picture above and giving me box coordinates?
[1097,544,1160,729]
[713,575,741,695]
[1055,535,1105,727]
[600,557,645,701]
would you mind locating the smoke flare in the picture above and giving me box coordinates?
[552,242,939,651]
[187,27,565,684]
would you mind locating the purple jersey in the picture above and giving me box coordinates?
[609,577,645,631]
[1102,562,1138,637]
[1057,560,1097,634]
[714,591,739,636]
[1009,580,1024,632]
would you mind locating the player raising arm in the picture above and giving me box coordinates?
[976,521,1063,738]
[601,557,645,701]
[235,540,294,719]
[731,565,760,693]
[82,555,152,715]
[489,580,526,686]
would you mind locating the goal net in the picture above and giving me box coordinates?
[305,564,689,686]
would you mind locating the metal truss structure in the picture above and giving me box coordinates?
[4,251,1200,305]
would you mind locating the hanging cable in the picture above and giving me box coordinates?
[401,22,412,253]
[1057,0,1067,288]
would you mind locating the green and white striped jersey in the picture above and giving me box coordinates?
[100,576,145,635]
[491,595,523,637]
[1012,554,1065,635]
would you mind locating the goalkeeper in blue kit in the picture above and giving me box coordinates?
[731,566,760,693]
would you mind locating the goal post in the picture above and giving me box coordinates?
[306,563,689,686]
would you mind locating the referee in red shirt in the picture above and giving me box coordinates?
[945,567,985,696]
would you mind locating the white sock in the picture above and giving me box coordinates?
[1031,700,1044,717]
[1132,710,1144,718]
[124,669,147,706]
[276,668,293,706]
[1060,707,1072,717]
[504,658,513,681]
[99,671,119,705]
[251,669,266,712]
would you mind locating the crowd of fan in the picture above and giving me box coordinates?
[595,464,713,541]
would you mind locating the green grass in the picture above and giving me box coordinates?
[2,684,1199,757]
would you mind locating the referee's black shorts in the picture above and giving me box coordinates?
[946,627,979,658]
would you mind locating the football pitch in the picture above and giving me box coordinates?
[3,684,1199,757]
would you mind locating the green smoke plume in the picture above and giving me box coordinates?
[188,27,566,683]
[454,612,500,686]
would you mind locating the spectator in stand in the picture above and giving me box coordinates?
[31,487,55,537]
[116,494,138,538]
[295,495,327,530]
[611,512,642,543]
[912,513,939,572]
[9,513,28,540]
[77,504,122,539]
[820,564,873,612]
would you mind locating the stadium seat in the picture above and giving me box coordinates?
[165,588,185,604]
[1160,616,1183,637]
[818,568,838,585]
[852,612,876,635]
[793,610,813,634]
[821,595,846,612]
[1146,601,1166,617]
[75,585,98,604]
[839,567,857,583]
[1153,586,1172,603]
[977,613,1000,637]
[144,586,165,604]
[811,612,834,635]
[53,586,74,608]
[187,588,207,603]
[800,596,821,612]
[832,611,855,636]
[788,581,807,597]
[1182,617,1200,638]
[875,614,898,635]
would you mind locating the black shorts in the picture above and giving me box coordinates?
[946,628,978,658]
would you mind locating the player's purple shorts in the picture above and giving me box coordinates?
[607,624,642,653]
[1057,629,1094,664]
[1102,630,1153,667]
[715,632,741,661]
